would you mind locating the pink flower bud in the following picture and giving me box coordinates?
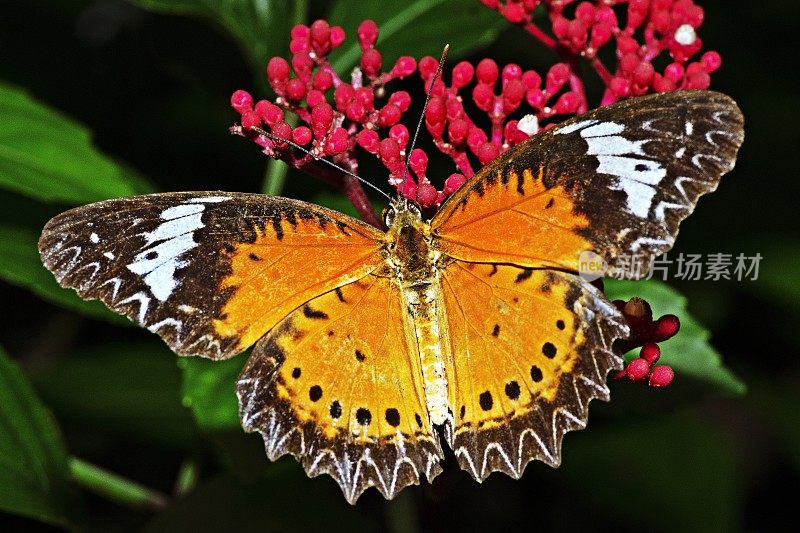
[425,97,447,126]
[291,52,314,77]
[230,90,253,114]
[310,103,334,136]
[389,91,411,112]
[552,15,569,39]
[522,70,541,90]
[285,78,307,101]
[330,26,346,48]
[616,35,639,55]
[357,129,380,153]
[418,56,439,80]
[313,70,333,92]
[476,58,499,85]
[640,343,661,364]
[554,91,580,114]
[545,63,570,94]
[323,127,349,155]
[389,124,409,148]
[392,56,417,78]
[626,358,650,381]
[472,83,494,112]
[416,181,438,207]
[448,119,469,145]
[310,19,331,55]
[664,62,685,82]
[292,126,312,145]
[701,51,722,72]
[452,61,474,89]
[502,63,523,84]
[333,84,354,110]
[357,20,379,48]
[306,89,325,108]
[476,142,500,164]
[501,2,526,23]
[240,110,260,129]
[443,173,467,195]
[378,104,402,127]
[649,365,675,387]
[467,127,488,152]
[290,24,309,41]
[361,48,382,77]
[503,79,525,113]
[409,148,428,177]
[266,57,290,86]
[575,1,595,23]
[272,122,293,144]
[609,76,631,98]
[632,61,655,86]
[345,100,367,122]
[260,101,284,126]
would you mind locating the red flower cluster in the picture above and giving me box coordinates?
[611,297,680,387]
[230,0,721,221]
[483,0,721,106]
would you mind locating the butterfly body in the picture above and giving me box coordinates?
[39,91,744,503]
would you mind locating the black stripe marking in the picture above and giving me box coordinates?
[335,287,346,303]
[302,305,329,320]
[515,268,533,283]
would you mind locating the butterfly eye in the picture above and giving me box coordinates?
[383,205,396,227]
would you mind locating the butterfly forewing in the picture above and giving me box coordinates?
[432,90,744,275]
[39,192,384,359]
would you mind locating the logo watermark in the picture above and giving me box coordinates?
[577,251,762,282]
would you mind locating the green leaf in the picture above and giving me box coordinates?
[130,0,296,77]
[0,346,75,527]
[0,82,153,204]
[605,279,746,395]
[0,224,129,324]
[328,0,505,73]
[179,354,248,430]
[34,342,198,449]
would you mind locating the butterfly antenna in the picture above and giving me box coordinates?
[249,126,392,201]
[400,44,450,205]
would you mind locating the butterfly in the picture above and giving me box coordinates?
[39,90,743,504]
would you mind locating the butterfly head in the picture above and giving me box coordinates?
[383,197,423,229]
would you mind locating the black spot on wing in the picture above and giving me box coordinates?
[356,407,372,426]
[515,268,533,283]
[309,385,322,402]
[479,391,493,411]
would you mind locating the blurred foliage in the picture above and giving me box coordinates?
[0,346,75,528]
[0,0,797,530]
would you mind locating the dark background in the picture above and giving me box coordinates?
[1,0,797,531]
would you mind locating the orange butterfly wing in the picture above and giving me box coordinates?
[432,91,744,274]
[237,273,443,504]
[439,262,627,479]
[39,192,384,359]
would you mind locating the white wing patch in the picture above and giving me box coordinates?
[557,120,666,218]
[126,196,229,302]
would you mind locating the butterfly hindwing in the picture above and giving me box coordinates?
[237,273,444,504]
[39,192,384,359]
[432,90,744,275]
[439,262,628,479]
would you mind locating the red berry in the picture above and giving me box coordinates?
[329,25,346,48]
[476,58,499,85]
[261,102,284,126]
[501,1,526,23]
[306,89,325,108]
[701,51,722,72]
[392,56,417,78]
[361,48,382,77]
[612,369,628,380]
[443,173,467,195]
[323,127,349,155]
[416,181,438,207]
[357,20,379,47]
[357,129,380,153]
[378,104,402,127]
[285,78,307,101]
[452,61,474,89]
[292,126,312,145]
[448,118,469,145]
[649,365,675,387]
[640,343,661,364]
[409,148,428,177]
[610,77,631,98]
[271,121,293,144]
[230,90,253,114]
[389,124,409,148]
[240,110,260,129]
[653,315,680,341]
[476,142,500,164]
[418,55,439,80]
[313,70,333,92]
[472,83,495,112]
[388,91,411,112]
[554,91,580,114]
[545,63,570,94]
[626,358,650,381]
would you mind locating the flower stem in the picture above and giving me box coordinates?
[69,456,168,511]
